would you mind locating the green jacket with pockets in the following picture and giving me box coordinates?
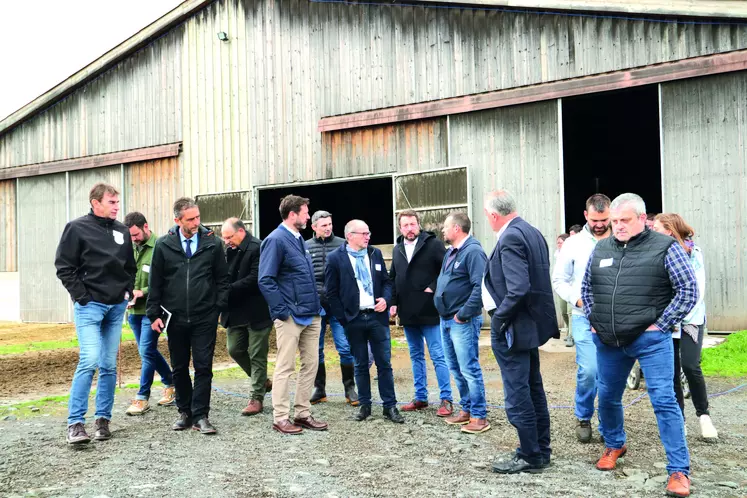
[130,233,156,315]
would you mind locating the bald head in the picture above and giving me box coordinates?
[344,219,371,251]
[221,217,246,248]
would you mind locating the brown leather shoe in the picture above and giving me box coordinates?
[445,410,470,425]
[461,418,491,434]
[401,399,429,411]
[272,419,303,435]
[293,416,328,431]
[666,472,691,497]
[241,399,263,416]
[596,446,627,471]
[436,400,453,417]
[265,379,273,393]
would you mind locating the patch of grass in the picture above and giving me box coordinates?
[0,330,136,356]
[391,338,408,349]
[0,395,70,419]
[702,330,747,377]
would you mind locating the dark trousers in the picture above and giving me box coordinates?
[491,331,551,465]
[167,317,217,421]
[345,313,397,408]
[227,324,271,401]
[673,325,710,418]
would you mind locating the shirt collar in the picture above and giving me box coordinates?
[404,238,417,246]
[496,217,517,240]
[281,223,301,239]
[453,234,471,250]
[179,229,196,244]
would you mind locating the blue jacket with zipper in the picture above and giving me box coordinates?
[434,236,487,321]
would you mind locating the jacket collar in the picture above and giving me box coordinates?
[164,225,215,252]
[134,232,157,251]
[87,209,115,227]
[313,233,338,244]
[612,226,651,247]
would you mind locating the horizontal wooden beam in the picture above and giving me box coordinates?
[0,143,181,180]
[319,49,747,132]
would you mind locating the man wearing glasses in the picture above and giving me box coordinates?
[324,220,404,424]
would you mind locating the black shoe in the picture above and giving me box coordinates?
[354,404,372,422]
[172,412,192,431]
[192,417,217,435]
[93,418,111,441]
[383,406,405,424]
[310,363,327,404]
[491,455,544,474]
[66,422,91,445]
[341,364,359,406]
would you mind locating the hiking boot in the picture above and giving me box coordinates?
[666,472,691,497]
[93,418,112,441]
[126,399,150,416]
[699,414,718,440]
[436,400,453,417]
[596,446,627,471]
[445,410,470,425]
[158,386,176,406]
[66,422,91,445]
[401,399,428,411]
[242,399,263,416]
[310,363,327,404]
[341,364,359,406]
[265,379,273,393]
[576,419,592,443]
[461,418,491,434]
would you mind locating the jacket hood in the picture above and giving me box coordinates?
[396,230,436,245]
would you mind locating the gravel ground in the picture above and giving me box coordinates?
[1,342,746,498]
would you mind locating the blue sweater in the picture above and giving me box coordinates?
[258,224,320,320]
[434,236,487,321]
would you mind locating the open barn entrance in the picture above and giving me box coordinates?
[562,86,662,231]
[257,176,394,245]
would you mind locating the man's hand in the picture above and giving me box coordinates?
[374,298,387,313]
[424,287,434,293]
[575,299,583,308]
[454,314,467,324]
[151,318,165,333]
[132,290,144,299]
[645,324,660,332]
[390,305,398,318]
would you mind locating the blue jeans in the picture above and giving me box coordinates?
[68,300,128,426]
[404,324,452,402]
[572,315,599,423]
[319,315,354,366]
[345,314,397,408]
[128,314,173,400]
[593,331,690,475]
[440,317,487,418]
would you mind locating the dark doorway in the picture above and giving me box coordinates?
[257,177,394,244]
[562,86,662,230]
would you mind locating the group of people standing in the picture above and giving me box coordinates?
[55,182,707,497]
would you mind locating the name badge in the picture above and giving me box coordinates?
[142,264,151,273]
[113,231,124,245]
[600,258,613,268]
[375,264,382,271]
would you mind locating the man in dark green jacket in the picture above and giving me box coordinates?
[124,212,174,416]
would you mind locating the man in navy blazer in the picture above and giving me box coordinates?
[325,219,404,424]
[483,190,559,474]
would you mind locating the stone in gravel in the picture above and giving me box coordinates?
[716,481,739,489]
[30,407,40,412]
[435,449,447,456]
[650,475,668,484]
[423,458,440,465]
[417,419,425,426]
[262,478,277,483]
[2,415,17,421]
[451,446,463,454]
[289,485,305,493]
[402,439,415,446]
[315,459,330,466]
[653,462,667,469]
[360,473,372,478]
[724,460,738,467]
[403,427,412,434]
[471,462,487,469]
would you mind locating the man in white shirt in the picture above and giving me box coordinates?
[551,193,611,443]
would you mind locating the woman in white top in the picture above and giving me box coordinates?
[653,213,718,440]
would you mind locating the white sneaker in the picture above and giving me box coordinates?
[699,414,718,440]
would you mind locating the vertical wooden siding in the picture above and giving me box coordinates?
[0,180,17,271]
[125,156,183,237]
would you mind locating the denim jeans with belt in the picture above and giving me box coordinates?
[128,314,173,401]
[441,316,487,419]
[68,300,128,426]
[594,330,690,475]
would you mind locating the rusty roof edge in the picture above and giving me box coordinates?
[412,0,747,19]
[0,0,214,137]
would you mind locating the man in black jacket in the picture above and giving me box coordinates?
[389,210,453,416]
[306,210,357,406]
[146,197,230,435]
[220,217,273,416]
[55,183,136,445]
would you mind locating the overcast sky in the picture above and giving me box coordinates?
[0,0,182,121]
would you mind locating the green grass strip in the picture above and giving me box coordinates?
[702,330,747,377]
[0,331,136,356]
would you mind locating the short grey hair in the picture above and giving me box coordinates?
[311,210,332,225]
[222,217,245,232]
[484,190,517,216]
[344,219,363,237]
[173,197,198,219]
[610,193,647,217]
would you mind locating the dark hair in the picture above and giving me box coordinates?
[173,197,198,219]
[124,212,147,229]
[89,183,119,205]
[568,224,583,234]
[646,213,657,221]
[279,195,310,220]
[448,211,471,234]
[397,209,420,226]
[585,194,611,213]
[558,233,570,242]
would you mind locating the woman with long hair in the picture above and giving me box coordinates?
[653,213,718,440]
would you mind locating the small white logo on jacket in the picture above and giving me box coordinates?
[113,231,124,245]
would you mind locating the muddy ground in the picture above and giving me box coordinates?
[1,325,746,498]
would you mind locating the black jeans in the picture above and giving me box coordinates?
[344,313,397,408]
[673,324,709,418]
[167,316,218,421]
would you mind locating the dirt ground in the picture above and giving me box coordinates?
[1,324,747,498]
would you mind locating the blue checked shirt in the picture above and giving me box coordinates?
[581,241,699,332]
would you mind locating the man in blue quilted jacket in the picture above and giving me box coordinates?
[259,195,328,435]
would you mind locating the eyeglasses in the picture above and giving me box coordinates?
[350,231,372,237]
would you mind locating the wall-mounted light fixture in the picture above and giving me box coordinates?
[217,32,228,41]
